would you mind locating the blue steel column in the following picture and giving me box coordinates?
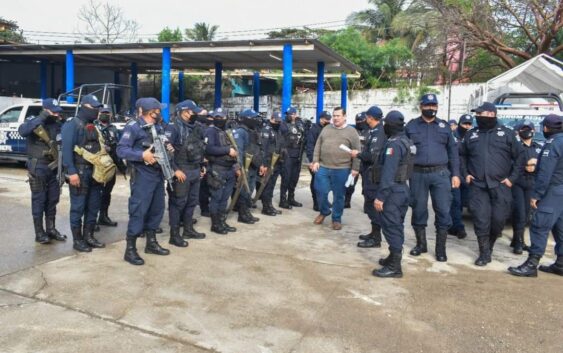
[253,71,260,112]
[340,73,348,111]
[65,50,74,103]
[161,47,171,122]
[316,61,325,122]
[113,71,121,112]
[178,71,185,102]
[40,60,48,99]
[130,62,138,114]
[281,44,293,118]
[214,62,223,109]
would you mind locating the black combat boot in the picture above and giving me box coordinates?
[245,204,260,222]
[71,227,91,252]
[221,212,237,232]
[169,227,188,247]
[357,224,382,248]
[538,255,563,276]
[145,230,170,255]
[508,254,541,277]
[238,203,256,224]
[409,228,427,256]
[373,251,403,278]
[288,192,302,207]
[512,228,524,255]
[210,213,228,235]
[312,193,319,212]
[124,237,144,265]
[279,194,292,209]
[182,219,206,239]
[33,217,51,244]
[45,217,67,241]
[475,235,492,266]
[98,209,118,227]
[261,200,278,216]
[200,208,210,217]
[83,223,105,248]
[379,253,391,266]
[435,229,448,262]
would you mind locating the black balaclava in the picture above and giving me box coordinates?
[214,118,227,129]
[384,121,404,138]
[475,115,497,130]
[79,106,99,122]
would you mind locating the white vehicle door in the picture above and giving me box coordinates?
[0,106,24,154]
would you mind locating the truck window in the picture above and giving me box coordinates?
[25,106,42,119]
[0,107,23,123]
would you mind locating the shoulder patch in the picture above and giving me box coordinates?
[121,131,131,140]
[126,119,138,126]
[386,147,394,156]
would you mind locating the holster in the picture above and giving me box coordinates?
[28,173,45,193]
[207,170,226,190]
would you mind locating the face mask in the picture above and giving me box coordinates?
[356,121,367,131]
[81,106,99,122]
[518,130,534,140]
[384,122,404,137]
[98,114,111,124]
[458,126,469,136]
[543,130,559,139]
[271,123,280,131]
[421,109,437,119]
[214,118,226,129]
[152,112,163,123]
[475,116,497,130]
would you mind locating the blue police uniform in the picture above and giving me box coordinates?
[460,102,524,266]
[18,100,67,244]
[345,112,368,208]
[306,119,327,211]
[280,107,305,208]
[204,116,238,234]
[511,126,542,254]
[61,95,105,252]
[405,98,459,261]
[372,110,414,278]
[167,113,206,242]
[509,114,563,277]
[260,114,284,215]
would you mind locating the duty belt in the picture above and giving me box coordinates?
[180,163,200,170]
[413,165,447,173]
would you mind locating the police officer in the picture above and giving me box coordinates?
[372,111,415,278]
[406,94,460,262]
[259,112,285,216]
[460,102,523,266]
[345,112,368,208]
[510,121,542,254]
[117,97,180,265]
[95,108,124,228]
[233,109,264,224]
[61,94,105,252]
[306,111,331,211]
[448,114,473,239]
[204,108,239,234]
[198,111,216,217]
[18,98,67,244]
[509,114,563,277]
[351,106,387,248]
[280,107,304,209]
[166,100,207,246]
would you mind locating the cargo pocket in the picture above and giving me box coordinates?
[128,196,142,216]
[533,206,554,230]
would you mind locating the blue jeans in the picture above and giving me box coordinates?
[314,166,350,223]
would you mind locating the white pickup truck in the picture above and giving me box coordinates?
[0,101,77,162]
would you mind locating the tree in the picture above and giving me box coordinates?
[0,17,25,43]
[185,22,219,41]
[426,0,563,68]
[156,27,184,42]
[77,0,140,43]
[267,27,333,39]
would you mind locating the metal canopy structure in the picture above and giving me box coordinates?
[0,39,360,121]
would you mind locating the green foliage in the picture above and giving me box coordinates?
[157,27,183,42]
[0,17,25,43]
[320,28,412,88]
[393,84,440,110]
[185,22,219,41]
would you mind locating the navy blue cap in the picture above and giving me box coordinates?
[471,102,497,114]
[384,110,405,124]
[366,106,383,119]
[139,97,165,111]
[420,94,438,105]
[212,108,226,118]
[319,110,332,120]
[271,112,282,121]
[355,112,367,122]
[240,108,259,118]
[135,97,146,109]
[543,114,563,130]
[99,107,112,114]
[286,107,297,115]
[519,119,535,130]
[448,119,457,125]
[458,114,473,124]
[42,98,63,113]
[81,94,103,108]
[176,99,203,114]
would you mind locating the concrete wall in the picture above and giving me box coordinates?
[223,83,484,123]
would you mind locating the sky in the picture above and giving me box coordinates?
[3,0,369,43]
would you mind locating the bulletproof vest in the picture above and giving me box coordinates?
[97,123,119,147]
[26,118,60,161]
[372,135,415,183]
[246,127,263,168]
[73,117,101,165]
[286,122,304,149]
[174,121,205,167]
[207,127,237,167]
